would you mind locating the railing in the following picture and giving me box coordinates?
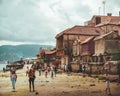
[89,62,104,65]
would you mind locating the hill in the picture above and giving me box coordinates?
[0,44,54,62]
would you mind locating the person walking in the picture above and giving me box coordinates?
[26,66,29,76]
[28,66,36,92]
[50,66,55,78]
[65,64,68,72]
[105,77,111,95]
[54,66,57,77]
[82,64,86,74]
[38,67,42,76]
[104,58,111,76]
[10,66,17,92]
[117,63,120,83]
[3,67,6,73]
[45,67,48,78]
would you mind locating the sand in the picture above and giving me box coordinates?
[0,64,120,96]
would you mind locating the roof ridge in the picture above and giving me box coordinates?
[93,15,120,17]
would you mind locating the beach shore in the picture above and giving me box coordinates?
[0,64,120,96]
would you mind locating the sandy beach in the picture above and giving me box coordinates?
[0,64,120,96]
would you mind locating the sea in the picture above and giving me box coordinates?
[0,63,7,71]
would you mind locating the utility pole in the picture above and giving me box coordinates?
[99,7,101,15]
[102,0,106,15]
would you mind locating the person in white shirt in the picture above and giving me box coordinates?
[104,58,111,76]
[105,77,111,95]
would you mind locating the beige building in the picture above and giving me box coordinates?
[94,31,120,60]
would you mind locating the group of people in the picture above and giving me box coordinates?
[10,64,58,92]
[10,65,36,92]
[9,56,119,95]
[38,65,57,78]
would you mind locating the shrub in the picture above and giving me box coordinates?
[98,75,105,80]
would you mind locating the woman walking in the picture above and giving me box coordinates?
[104,57,111,76]
[10,66,17,92]
[28,66,36,92]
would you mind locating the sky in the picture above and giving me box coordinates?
[0,0,120,46]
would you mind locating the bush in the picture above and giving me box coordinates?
[98,75,105,80]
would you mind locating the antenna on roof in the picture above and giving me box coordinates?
[98,7,101,15]
[102,0,106,15]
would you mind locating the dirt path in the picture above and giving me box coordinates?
[0,65,120,96]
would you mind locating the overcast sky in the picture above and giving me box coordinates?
[0,0,120,46]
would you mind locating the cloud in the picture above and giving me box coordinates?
[104,0,120,15]
[0,0,119,46]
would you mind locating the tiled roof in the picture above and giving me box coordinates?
[95,16,120,27]
[81,36,95,44]
[55,28,70,38]
[109,17,120,25]
[56,25,103,38]
[94,31,118,40]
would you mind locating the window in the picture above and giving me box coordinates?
[96,17,101,25]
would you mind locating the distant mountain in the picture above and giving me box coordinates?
[0,44,54,62]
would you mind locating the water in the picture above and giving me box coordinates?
[0,63,7,71]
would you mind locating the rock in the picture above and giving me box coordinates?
[46,80,49,82]
[91,90,101,93]
[89,84,96,86]
[35,92,39,95]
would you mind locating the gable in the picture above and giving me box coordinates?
[104,31,120,40]
[94,31,120,41]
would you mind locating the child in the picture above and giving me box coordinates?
[105,77,111,95]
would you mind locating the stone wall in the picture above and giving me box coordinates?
[109,61,120,75]
[85,61,120,75]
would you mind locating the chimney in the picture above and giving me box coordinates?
[107,13,112,16]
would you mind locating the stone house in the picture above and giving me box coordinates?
[36,49,56,68]
[94,31,120,60]
[85,13,120,34]
[56,25,103,71]
[55,14,120,74]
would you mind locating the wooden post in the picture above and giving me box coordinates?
[89,64,92,76]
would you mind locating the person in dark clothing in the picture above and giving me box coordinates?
[82,64,86,74]
[28,66,36,92]
[38,67,41,76]
[3,67,6,73]
[117,63,120,83]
